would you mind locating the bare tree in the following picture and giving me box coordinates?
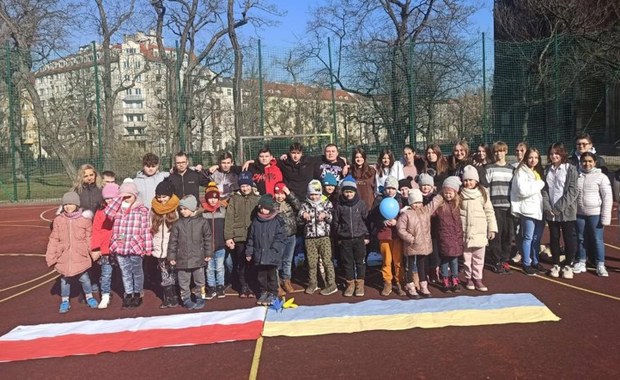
[0,0,81,179]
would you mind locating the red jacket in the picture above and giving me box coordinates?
[91,209,113,255]
[250,159,283,195]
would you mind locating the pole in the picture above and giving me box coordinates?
[408,39,416,148]
[91,41,103,171]
[258,40,264,138]
[176,41,185,152]
[327,37,338,146]
[6,43,18,201]
[482,33,487,144]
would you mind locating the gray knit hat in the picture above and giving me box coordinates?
[62,192,81,207]
[384,176,398,190]
[408,189,423,204]
[442,176,462,192]
[179,195,198,211]
[418,173,434,187]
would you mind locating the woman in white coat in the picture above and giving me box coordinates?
[510,148,546,276]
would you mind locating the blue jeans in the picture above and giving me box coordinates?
[60,271,93,298]
[280,235,296,280]
[206,248,226,287]
[521,217,544,267]
[116,255,144,295]
[440,256,459,278]
[576,214,605,264]
[99,256,113,294]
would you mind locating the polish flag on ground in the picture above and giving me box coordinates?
[0,307,266,362]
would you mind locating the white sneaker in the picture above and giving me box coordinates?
[597,264,609,277]
[572,261,586,274]
[98,293,110,309]
[549,265,561,278]
[561,266,574,279]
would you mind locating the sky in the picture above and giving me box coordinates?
[251,0,494,48]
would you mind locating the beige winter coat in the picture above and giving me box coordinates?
[460,187,498,249]
[396,195,444,256]
[46,211,93,277]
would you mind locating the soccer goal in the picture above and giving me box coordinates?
[239,133,333,162]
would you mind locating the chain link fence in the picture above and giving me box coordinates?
[1,33,618,202]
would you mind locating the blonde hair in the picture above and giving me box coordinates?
[72,164,101,193]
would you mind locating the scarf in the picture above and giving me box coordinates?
[151,194,180,215]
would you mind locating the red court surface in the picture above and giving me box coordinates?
[1,203,619,379]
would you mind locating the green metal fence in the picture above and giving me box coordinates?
[1,33,618,202]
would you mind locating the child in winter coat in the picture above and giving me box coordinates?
[90,183,119,309]
[168,195,213,309]
[299,179,337,295]
[460,166,498,291]
[224,171,260,298]
[202,182,228,299]
[150,181,180,308]
[105,180,152,309]
[246,194,287,305]
[273,182,302,294]
[333,176,370,297]
[434,176,465,292]
[370,176,405,296]
[396,189,444,298]
[46,192,97,313]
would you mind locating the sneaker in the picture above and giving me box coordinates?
[451,277,462,293]
[561,266,574,279]
[305,283,319,294]
[548,265,561,278]
[572,261,587,274]
[256,292,269,306]
[59,300,71,313]
[597,264,609,277]
[523,265,537,276]
[216,285,226,298]
[263,293,276,306]
[86,297,98,309]
[182,298,196,309]
[204,287,217,300]
[193,298,205,310]
[320,283,338,296]
[464,279,475,290]
[472,279,488,292]
[502,262,512,272]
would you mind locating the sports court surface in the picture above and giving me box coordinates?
[1,203,619,379]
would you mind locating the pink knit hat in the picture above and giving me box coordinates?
[102,183,120,199]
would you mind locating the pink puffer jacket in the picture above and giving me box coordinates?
[46,211,93,277]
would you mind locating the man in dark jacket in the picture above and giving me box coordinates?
[168,152,211,200]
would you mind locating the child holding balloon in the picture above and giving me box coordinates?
[370,176,405,296]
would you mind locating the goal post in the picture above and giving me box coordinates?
[239,133,333,162]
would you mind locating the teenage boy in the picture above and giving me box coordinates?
[485,141,514,273]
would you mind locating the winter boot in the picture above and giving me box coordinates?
[132,293,143,308]
[344,280,355,297]
[122,294,134,309]
[282,279,295,293]
[394,283,406,296]
[98,293,111,309]
[381,282,392,296]
[354,279,365,297]
[419,281,432,298]
[405,282,419,299]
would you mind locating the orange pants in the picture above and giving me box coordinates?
[379,239,403,285]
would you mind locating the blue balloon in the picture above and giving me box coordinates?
[379,197,399,220]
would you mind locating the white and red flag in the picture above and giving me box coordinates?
[0,307,266,362]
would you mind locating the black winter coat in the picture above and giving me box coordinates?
[246,213,287,267]
[334,194,369,239]
[167,214,213,269]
